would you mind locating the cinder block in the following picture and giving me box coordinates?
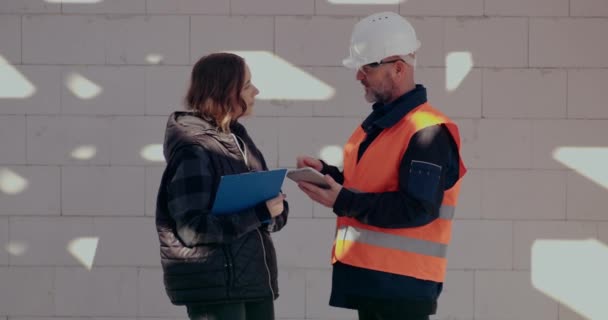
[276,16,357,66]
[568,69,608,119]
[61,66,145,115]
[530,18,608,67]
[448,220,512,269]
[0,218,7,266]
[145,66,190,115]
[280,177,315,218]
[483,69,567,119]
[54,267,138,316]
[410,18,445,68]
[109,116,166,165]
[23,15,105,64]
[305,269,357,319]
[105,16,189,65]
[239,117,280,168]
[0,15,20,64]
[0,0,60,13]
[0,267,54,315]
[455,169,482,220]
[401,0,484,16]
[145,166,164,217]
[93,217,160,267]
[436,270,474,320]
[567,170,608,221]
[232,0,314,15]
[0,65,61,115]
[600,223,608,245]
[62,166,145,216]
[559,304,589,320]
[273,218,335,268]
[146,0,229,14]
[485,0,568,16]
[275,268,307,319]
[0,166,60,216]
[475,271,558,320]
[416,67,482,118]
[315,0,398,16]
[445,18,527,68]
[532,120,608,169]
[481,170,567,220]
[310,67,367,117]
[62,0,145,14]
[138,268,187,317]
[27,116,112,165]
[254,100,315,118]
[514,221,597,270]
[190,16,273,63]
[9,216,95,266]
[0,116,26,164]
[313,202,335,219]
[571,0,608,16]
[458,119,533,169]
[278,117,360,168]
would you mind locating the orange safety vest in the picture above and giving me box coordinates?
[332,102,466,283]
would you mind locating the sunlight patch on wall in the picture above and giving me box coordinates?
[5,241,27,256]
[320,145,344,167]
[146,54,164,64]
[0,56,36,99]
[66,72,103,100]
[68,237,99,270]
[70,145,97,160]
[140,144,164,162]
[532,239,608,320]
[446,52,473,92]
[0,169,28,195]
[553,147,608,189]
[229,51,335,101]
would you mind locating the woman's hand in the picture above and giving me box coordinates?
[266,193,286,217]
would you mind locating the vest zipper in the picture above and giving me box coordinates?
[256,229,275,298]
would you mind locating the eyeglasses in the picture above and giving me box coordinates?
[359,58,405,75]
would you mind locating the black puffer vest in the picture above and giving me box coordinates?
[155,111,279,305]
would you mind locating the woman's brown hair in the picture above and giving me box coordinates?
[185,53,247,132]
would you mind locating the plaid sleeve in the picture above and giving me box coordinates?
[166,145,269,246]
[263,200,289,233]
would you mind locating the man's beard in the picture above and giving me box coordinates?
[364,82,393,104]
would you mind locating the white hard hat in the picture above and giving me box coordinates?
[343,12,421,70]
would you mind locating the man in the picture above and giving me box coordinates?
[297,12,467,320]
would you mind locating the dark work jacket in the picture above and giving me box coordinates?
[155,111,288,306]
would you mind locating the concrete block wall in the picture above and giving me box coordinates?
[1,0,607,319]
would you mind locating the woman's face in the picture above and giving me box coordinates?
[240,65,259,116]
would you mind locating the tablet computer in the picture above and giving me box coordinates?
[287,167,330,189]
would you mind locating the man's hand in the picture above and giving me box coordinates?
[298,174,342,208]
[296,155,323,171]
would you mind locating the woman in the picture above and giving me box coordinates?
[155,52,288,320]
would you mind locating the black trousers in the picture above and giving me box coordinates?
[186,299,274,320]
[358,308,430,320]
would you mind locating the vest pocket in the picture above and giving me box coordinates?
[408,160,442,203]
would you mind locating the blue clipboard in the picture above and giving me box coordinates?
[211,169,287,214]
